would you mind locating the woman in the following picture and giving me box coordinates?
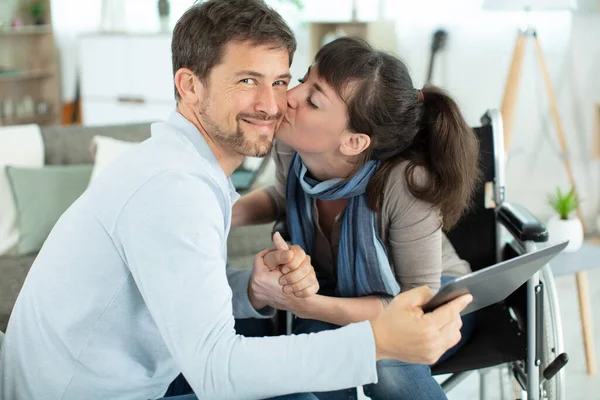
[233,37,481,400]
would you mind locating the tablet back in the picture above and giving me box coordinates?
[424,240,569,315]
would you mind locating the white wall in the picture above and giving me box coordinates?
[51,0,103,102]
[50,0,196,102]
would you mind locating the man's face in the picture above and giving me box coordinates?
[196,41,291,158]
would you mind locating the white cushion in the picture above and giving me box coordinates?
[0,124,44,256]
[89,136,139,183]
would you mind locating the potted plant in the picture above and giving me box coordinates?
[28,1,45,25]
[546,186,584,252]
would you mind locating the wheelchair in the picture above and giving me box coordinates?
[273,109,568,400]
[428,109,568,400]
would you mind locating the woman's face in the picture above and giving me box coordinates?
[276,66,350,155]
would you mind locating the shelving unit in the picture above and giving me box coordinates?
[0,69,54,81]
[0,24,52,36]
[0,1,61,127]
[0,111,56,126]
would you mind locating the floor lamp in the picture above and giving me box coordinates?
[484,0,596,376]
[502,24,587,225]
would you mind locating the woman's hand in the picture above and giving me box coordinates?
[272,232,319,298]
[248,233,319,313]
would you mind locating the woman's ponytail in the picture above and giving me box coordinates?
[320,39,480,228]
[403,85,481,229]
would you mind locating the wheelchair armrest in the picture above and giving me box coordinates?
[272,216,290,241]
[497,202,548,243]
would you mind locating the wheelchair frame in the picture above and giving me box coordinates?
[436,110,567,400]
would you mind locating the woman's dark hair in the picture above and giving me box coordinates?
[314,37,481,229]
[171,0,296,99]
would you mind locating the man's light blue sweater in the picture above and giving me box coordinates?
[0,111,377,400]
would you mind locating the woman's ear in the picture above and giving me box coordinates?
[174,68,203,105]
[340,132,370,157]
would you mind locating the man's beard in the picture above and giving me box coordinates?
[197,101,278,158]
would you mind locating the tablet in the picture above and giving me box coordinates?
[422,240,569,315]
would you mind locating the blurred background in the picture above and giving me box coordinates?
[0,0,599,398]
[1,0,599,227]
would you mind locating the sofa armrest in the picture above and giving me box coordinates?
[497,202,548,243]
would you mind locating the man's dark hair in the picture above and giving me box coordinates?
[171,0,296,100]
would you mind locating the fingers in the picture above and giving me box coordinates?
[292,282,319,298]
[454,293,473,312]
[279,255,311,284]
[279,245,306,274]
[438,316,463,352]
[272,232,289,251]
[262,244,307,272]
[262,249,294,271]
[395,286,434,308]
[282,271,317,294]
[255,248,271,258]
[426,294,473,329]
[253,249,272,270]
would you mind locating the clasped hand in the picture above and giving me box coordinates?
[248,232,319,313]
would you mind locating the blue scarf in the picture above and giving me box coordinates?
[285,153,400,298]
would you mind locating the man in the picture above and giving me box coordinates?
[0,1,471,399]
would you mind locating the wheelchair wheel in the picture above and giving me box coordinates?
[500,266,565,400]
[539,265,566,400]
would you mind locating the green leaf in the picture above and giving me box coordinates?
[547,186,580,220]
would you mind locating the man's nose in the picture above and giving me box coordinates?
[255,86,281,116]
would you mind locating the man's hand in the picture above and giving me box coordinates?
[271,232,319,298]
[248,248,290,311]
[370,286,472,365]
[248,233,319,311]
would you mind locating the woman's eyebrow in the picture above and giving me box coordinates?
[312,82,329,100]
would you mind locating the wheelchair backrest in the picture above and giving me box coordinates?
[446,110,504,272]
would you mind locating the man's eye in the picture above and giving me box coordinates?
[240,78,256,85]
[273,80,289,87]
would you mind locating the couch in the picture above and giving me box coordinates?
[0,122,273,332]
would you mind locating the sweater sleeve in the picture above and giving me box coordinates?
[382,163,444,294]
[225,266,275,319]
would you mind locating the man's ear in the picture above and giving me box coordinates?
[174,68,204,105]
[340,132,370,157]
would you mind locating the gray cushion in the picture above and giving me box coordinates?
[41,123,151,165]
[6,165,93,255]
[0,254,36,332]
